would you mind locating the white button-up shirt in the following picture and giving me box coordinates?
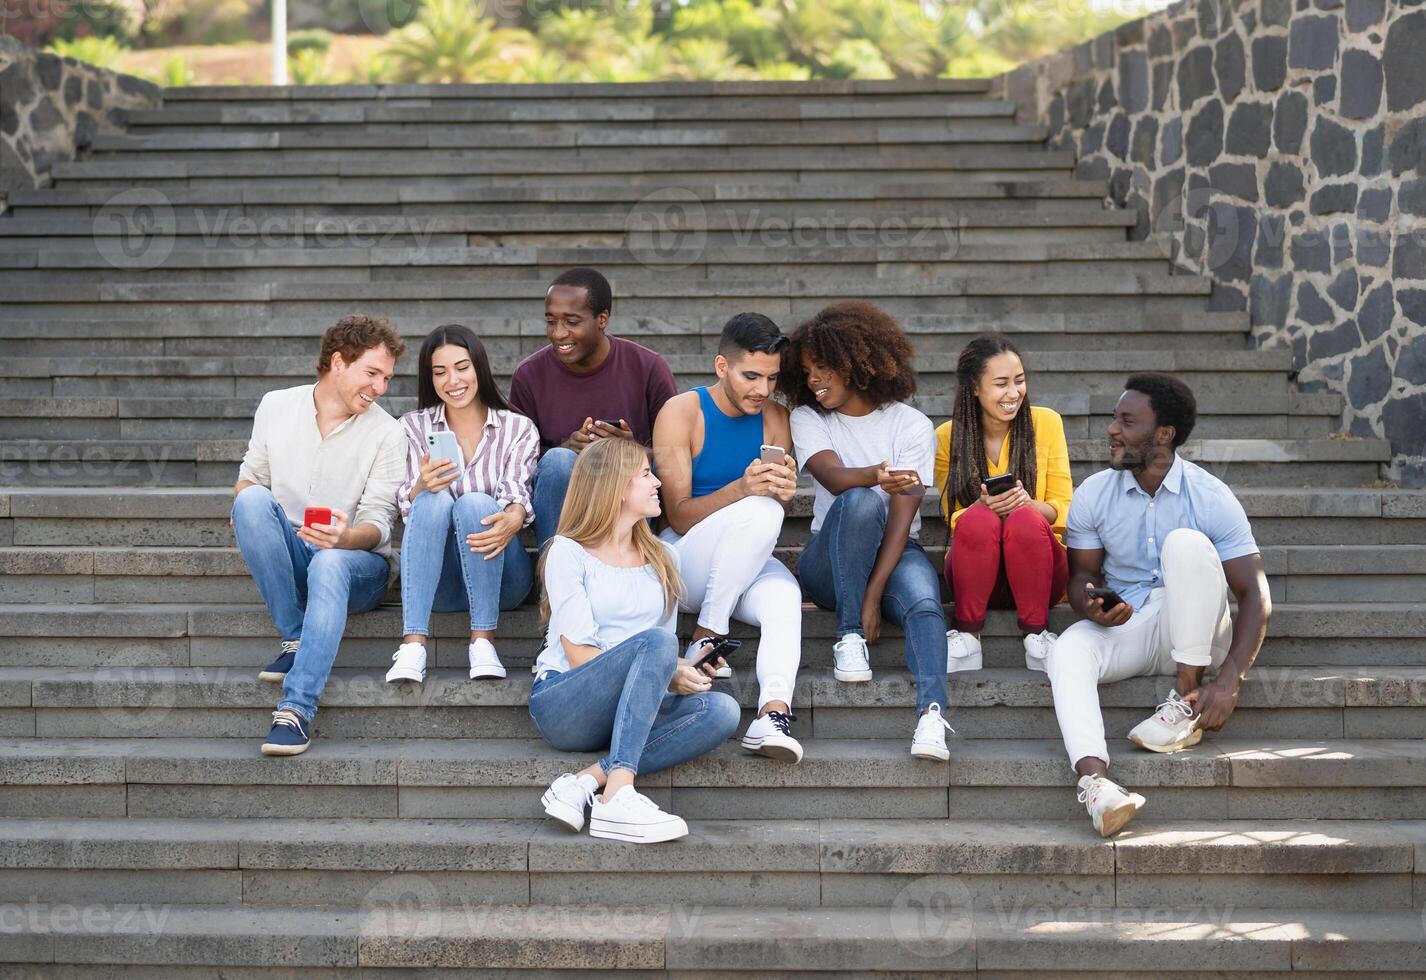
[237,383,405,559]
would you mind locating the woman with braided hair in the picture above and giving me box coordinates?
[933,334,1072,674]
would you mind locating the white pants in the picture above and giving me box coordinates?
[660,496,803,711]
[1045,528,1233,769]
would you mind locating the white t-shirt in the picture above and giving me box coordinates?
[535,535,679,675]
[791,402,936,539]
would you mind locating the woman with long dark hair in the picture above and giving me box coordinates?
[387,324,539,685]
[933,333,1072,673]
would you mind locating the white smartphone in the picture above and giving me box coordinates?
[426,430,464,472]
[889,466,927,497]
[759,444,787,465]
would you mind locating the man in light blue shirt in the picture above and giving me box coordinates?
[1044,373,1271,837]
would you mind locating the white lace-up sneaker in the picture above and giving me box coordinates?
[541,772,599,833]
[385,642,427,684]
[589,785,688,843]
[832,633,872,682]
[741,709,803,763]
[945,630,983,673]
[684,638,733,679]
[1022,630,1057,673]
[1128,689,1202,753]
[468,638,507,680]
[1077,774,1146,837]
[910,703,955,761]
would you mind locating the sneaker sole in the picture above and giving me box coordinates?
[947,653,983,673]
[541,791,585,833]
[385,670,425,684]
[257,671,287,683]
[910,742,950,762]
[1096,795,1146,837]
[1024,655,1047,673]
[260,741,309,756]
[741,735,803,763]
[1128,727,1203,754]
[469,667,508,680]
[588,818,688,844]
[833,668,873,682]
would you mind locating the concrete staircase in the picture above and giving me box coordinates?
[1,79,1424,975]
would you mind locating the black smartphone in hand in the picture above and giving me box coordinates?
[1085,587,1125,611]
[690,637,741,672]
[984,472,1017,496]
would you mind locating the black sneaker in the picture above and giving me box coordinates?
[258,639,300,683]
[260,709,311,756]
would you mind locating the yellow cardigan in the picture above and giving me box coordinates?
[933,405,1073,542]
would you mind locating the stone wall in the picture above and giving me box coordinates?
[0,35,160,201]
[994,0,1426,485]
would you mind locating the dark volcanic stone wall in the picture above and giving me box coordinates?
[995,0,1426,485]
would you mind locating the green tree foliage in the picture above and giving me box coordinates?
[381,0,535,83]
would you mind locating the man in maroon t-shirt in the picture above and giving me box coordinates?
[508,267,678,545]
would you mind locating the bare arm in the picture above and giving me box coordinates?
[1190,553,1271,731]
[1066,546,1133,627]
[801,449,879,495]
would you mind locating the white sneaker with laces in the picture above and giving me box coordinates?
[589,785,688,843]
[946,630,983,673]
[385,642,427,684]
[468,638,507,680]
[832,633,872,682]
[541,772,599,833]
[910,703,955,761]
[684,638,733,679]
[1128,689,1201,753]
[1022,630,1057,673]
[1077,773,1146,837]
[741,709,803,763]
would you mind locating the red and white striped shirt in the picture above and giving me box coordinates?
[396,404,539,526]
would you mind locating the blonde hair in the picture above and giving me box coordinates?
[538,438,683,621]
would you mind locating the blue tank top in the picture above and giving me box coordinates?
[690,386,764,498]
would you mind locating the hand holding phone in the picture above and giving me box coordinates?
[887,466,926,497]
[298,507,348,550]
[1084,584,1133,626]
[303,506,332,527]
[592,419,632,440]
[688,637,741,675]
[759,444,787,466]
[983,472,1017,497]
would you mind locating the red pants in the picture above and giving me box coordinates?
[944,504,1068,634]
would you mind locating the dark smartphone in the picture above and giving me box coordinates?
[1085,587,1126,611]
[596,419,624,429]
[984,473,1017,496]
[690,637,742,672]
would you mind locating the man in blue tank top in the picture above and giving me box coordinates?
[652,313,805,763]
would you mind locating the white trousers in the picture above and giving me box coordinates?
[660,496,803,711]
[1045,528,1233,769]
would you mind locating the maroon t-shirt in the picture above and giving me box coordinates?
[508,336,679,451]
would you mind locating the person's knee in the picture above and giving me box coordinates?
[635,627,680,672]
[538,448,577,480]
[707,691,741,738]
[231,484,276,523]
[1003,504,1050,540]
[454,491,501,520]
[409,487,454,521]
[952,504,1000,548]
[838,486,885,522]
[725,495,784,547]
[1162,528,1219,577]
[305,549,355,596]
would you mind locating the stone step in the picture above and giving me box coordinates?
[0,311,1258,357]
[7,900,1421,976]
[162,79,997,101]
[1,437,1384,488]
[2,734,1426,821]
[1,663,1422,742]
[124,97,1020,127]
[0,599,1421,671]
[1,816,1422,912]
[0,392,1343,442]
[8,179,1107,210]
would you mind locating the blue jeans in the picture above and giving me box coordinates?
[532,447,577,548]
[400,490,534,635]
[528,627,741,776]
[232,485,390,722]
[797,487,949,715]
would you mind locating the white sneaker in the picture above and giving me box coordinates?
[1128,689,1201,753]
[468,638,507,680]
[541,772,599,833]
[1077,773,1146,837]
[832,633,872,682]
[910,703,954,761]
[589,785,688,843]
[384,642,427,684]
[741,710,803,763]
[1022,630,1057,673]
[684,638,733,679]
[946,630,983,673]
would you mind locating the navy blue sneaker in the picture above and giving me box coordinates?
[260,709,311,756]
[258,639,300,683]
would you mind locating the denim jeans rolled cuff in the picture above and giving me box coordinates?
[532,447,578,547]
[400,489,535,636]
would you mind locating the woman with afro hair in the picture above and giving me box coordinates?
[781,301,953,762]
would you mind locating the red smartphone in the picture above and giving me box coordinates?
[303,506,332,527]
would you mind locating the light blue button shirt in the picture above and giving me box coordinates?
[1064,455,1259,609]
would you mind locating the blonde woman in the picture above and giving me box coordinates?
[530,438,740,843]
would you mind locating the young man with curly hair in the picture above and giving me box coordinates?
[781,301,953,762]
[231,314,407,756]
[1045,373,1271,836]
